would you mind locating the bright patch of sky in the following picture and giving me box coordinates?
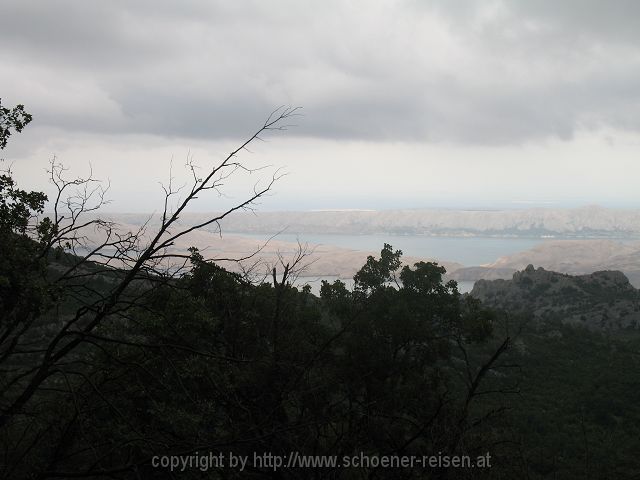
[2,0,640,211]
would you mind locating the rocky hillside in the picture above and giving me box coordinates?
[449,239,640,287]
[470,265,640,330]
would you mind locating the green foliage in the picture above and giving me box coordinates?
[3,155,636,478]
[7,98,634,477]
[480,319,640,479]
[2,241,510,478]
[0,104,53,324]
[353,242,403,293]
[0,172,47,235]
[0,98,32,150]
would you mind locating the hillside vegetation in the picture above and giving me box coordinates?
[472,265,640,330]
[3,102,639,479]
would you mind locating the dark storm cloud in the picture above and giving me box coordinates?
[511,0,640,43]
[1,0,640,144]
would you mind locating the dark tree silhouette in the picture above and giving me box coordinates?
[0,102,516,479]
[0,103,304,474]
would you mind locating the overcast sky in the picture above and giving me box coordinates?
[2,0,640,211]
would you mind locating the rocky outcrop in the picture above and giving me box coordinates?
[447,266,515,281]
[470,265,640,330]
[448,240,640,288]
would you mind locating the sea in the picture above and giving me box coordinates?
[234,233,561,294]
[233,232,639,295]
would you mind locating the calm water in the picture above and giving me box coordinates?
[235,232,554,266]
[232,233,638,295]
[235,233,554,295]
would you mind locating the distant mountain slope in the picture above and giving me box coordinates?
[107,205,640,238]
[487,239,640,271]
[449,239,640,287]
[470,265,640,330]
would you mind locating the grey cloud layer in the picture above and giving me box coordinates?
[1,0,640,144]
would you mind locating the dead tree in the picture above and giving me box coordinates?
[0,107,299,477]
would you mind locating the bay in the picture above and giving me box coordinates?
[234,232,554,266]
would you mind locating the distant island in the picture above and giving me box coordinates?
[108,205,640,238]
[84,207,640,289]
[69,212,640,290]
